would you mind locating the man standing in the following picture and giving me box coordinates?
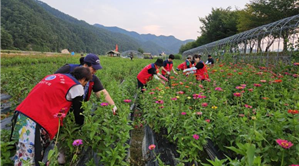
[55,54,117,113]
[11,67,92,165]
[137,58,167,92]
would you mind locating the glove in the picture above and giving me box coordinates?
[183,67,196,73]
[154,75,161,81]
[167,71,170,75]
[160,80,166,85]
[174,72,178,75]
[112,105,117,115]
[157,73,168,82]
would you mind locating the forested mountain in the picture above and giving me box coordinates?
[94,24,194,53]
[1,0,190,54]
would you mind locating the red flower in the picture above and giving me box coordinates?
[233,92,241,97]
[274,79,282,83]
[205,119,210,123]
[54,113,66,118]
[288,110,299,114]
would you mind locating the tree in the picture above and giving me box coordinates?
[137,48,144,54]
[1,27,14,49]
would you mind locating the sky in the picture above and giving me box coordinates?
[39,0,250,41]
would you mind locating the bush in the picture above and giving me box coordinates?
[174,54,182,59]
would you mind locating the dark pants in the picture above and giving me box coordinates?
[137,79,147,93]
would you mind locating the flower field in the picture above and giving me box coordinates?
[1,54,299,165]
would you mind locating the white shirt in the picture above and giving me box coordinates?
[66,84,84,101]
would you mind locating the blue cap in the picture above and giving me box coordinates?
[84,54,102,70]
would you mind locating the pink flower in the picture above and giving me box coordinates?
[159,105,164,109]
[205,119,210,123]
[54,113,66,118]
[245,104,252,108]
[181,112,186,115]
[148,144,156,150]
[201,103,208,107]
[155,100,164,104]
[177,91,184,94]
[100,102,109,106]
[276,139,293,149]
[260,80,267,83]
[254,83,261,87]
[142,88,147,91]
[199,95,206,99]
[289,165,299,166]
[236,86,244,90]
[123,99,131,103]
[171,97,177,101]
[149,92,155,95]
[72,139,83,146]
[248,88,253,92]
[239,114,245,117]
[193,134,199,140]
[215,87,223,91]
[196,112,202,115]
[233,92,242,97]
[199,84,204,89]
[240,84,246,87]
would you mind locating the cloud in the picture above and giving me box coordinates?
[142,25,163,35]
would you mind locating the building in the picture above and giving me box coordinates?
[107,50,120,57]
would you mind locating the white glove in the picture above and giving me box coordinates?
[154,75,161,80]
[183,67,196,73]
[174,71,178,75]
[112,105,117,115]
[167,71,170,75]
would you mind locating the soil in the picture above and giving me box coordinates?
[129,124,145,166]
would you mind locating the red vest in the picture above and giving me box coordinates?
[16,74,80,139]
[195,63,209,80]
[177,60,190,70]
[137,64,158,84]
[162,60,173,75]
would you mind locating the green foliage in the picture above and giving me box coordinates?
[138,48,144,54]
[174,54,182,59]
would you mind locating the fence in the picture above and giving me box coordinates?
[183,14,299,66]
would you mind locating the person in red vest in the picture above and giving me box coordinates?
[137,58,167,92]
[177,55,192,71]
[183,55,209,81]
[55,54,117,113]
[11,67,92,165]
[161,54,178,76]
[191,54,200,66]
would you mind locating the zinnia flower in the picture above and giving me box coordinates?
[201,103,208,107]
[240,84,246,87]
[233,92,241,97]
[245,104,252,108]
[100,102,109,106]
[123,99,131,103]
[149,92,155,95]
[155,100,164,104]
[54,113,66,118]
[236,86,244,90]
[196,112,202,115]
[171,97,177,101]
[212,106,217,109]
[254,83,261,87]
[260,80,267,83]
[289,164,299,166]
[205,119,210,123]
[274,79,282,83]
[181,112,186,115]
[276,139,293,149]
[215,87,222,91]
[288,110,299,114]
[248,89,253,92]
[148,144,156,150]
[72,139,83,146]
[177,91,184,94]
[193,134,199,140]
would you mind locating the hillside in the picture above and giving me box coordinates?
[1,0,192,55]
[94,24,194,53]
